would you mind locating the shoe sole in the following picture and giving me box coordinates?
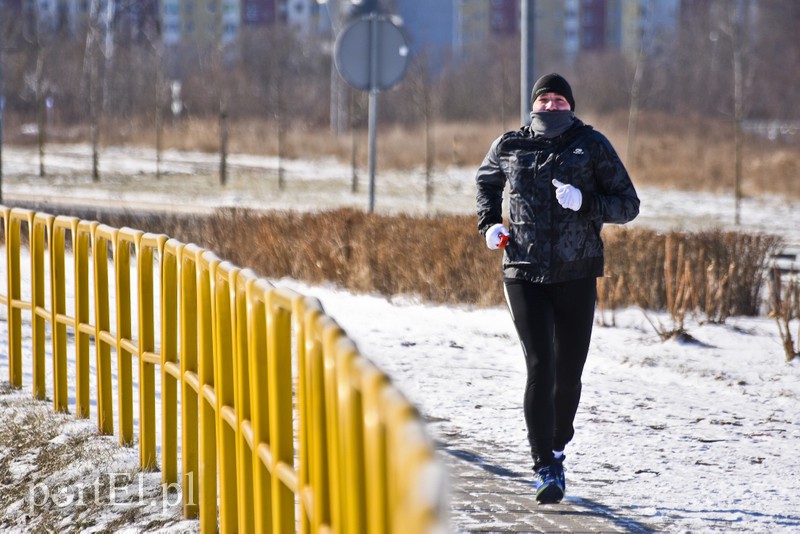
[535,483,564,505]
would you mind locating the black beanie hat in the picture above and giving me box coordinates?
[530,73,575,111]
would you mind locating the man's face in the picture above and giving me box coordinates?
[532,92,571,112]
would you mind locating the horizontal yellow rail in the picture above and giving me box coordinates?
[0,206,447,533]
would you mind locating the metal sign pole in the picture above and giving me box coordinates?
[367,14,378,213]
[367,88,377,213]
[334,13,409,214]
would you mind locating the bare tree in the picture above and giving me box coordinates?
[402,48,436,203]
[731,2,745,225]
[101,0,116,113]
[626,36,645,168]
[348,89,364,193]
[715,0,753,225]
[29,16,51,178]
[84,0,103,181]
[214,19,229,187]
[147,26,165,180]
[740,1,800,119]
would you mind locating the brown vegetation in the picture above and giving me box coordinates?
[39,206,782,321]
[0,384,186,531]
[769,269,800,361]
[6,111,798,200]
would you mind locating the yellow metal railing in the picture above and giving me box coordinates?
[0,206,447,533]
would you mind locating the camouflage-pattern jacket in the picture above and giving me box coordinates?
[476,119,640,284]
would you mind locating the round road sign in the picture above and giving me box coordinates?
[334,15,410,92]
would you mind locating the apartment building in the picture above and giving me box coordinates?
[8,0,681,65]
[161,0,240,46]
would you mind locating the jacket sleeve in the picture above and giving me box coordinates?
[475,135,506,236]
[581,133,640,225]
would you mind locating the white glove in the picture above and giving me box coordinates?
[552,179,582,211]
[485,223,509,250]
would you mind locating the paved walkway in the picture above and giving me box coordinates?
[436,439,656,533]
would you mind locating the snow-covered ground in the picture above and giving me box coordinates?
[3,144,800,248]
[276,279,799,533]
[1,145,799,532]
[0,386,198,533]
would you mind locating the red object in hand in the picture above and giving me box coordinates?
[498,233,509,248]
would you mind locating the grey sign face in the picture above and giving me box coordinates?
[334,16,410,92]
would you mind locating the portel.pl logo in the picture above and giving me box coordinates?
[27,472,195,514]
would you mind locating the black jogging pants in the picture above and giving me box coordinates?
[503,276,597,469]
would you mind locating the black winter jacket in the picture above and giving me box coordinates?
[476,120,640,284]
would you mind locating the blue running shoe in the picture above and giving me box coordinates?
[554,456,566,490]
[535,460,565,504]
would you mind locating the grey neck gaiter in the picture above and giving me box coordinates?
[529,110,576,138]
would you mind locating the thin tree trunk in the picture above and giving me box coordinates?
[626,43,645,170]
[219,100,228,186]
[732,3,744,226]
[36,48,45,178]
[155,41,163,180]
[425,92,433,205]
[87,0,101,182]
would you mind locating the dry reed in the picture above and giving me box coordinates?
[10,111,797,198]
[768,268,800,361]
[33,205,781,320]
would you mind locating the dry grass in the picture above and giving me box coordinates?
[769,269,800,361]
[4,110,794,531]
[0,384,190,532]
[0,388,103,530]
[7,109,793,322]
[584,110,800,196]
[8,111,797,198]
[197,208,502,307]
[603,227,781,318]
[40,205,782,319]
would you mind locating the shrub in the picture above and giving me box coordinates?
[769,269,800,361]
[60,207,780,321]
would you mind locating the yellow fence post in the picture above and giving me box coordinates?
[0,206,449,534]
[295,295,323,534]
[304,301,333,532]
[213,260,240,534]
[266,286,298,534]
[234,269,256,534]
[75,220,98,419]
[385,388,446,534]
[247,280,271,533]
[161,239,183,488]
[197,249,219,531]
[180,243,200,519]
[322,316,345,532]
[0,208,7,350]
[0,208,11,385]
[138,233,168,470]
[336,336,367,533]
[5,209,32,389]
[360,359,389,534]
[51,216,80,413]
[31,213,53,401]
[116,228,141,447]
[94,225,117,435]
